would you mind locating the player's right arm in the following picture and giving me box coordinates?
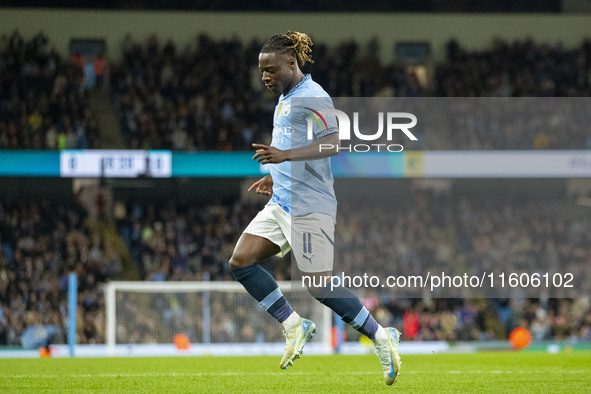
[247,175,273,196]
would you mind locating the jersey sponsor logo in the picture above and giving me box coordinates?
[272,126,292,145]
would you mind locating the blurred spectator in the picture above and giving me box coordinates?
[94,52,107,88]
[70,51,85,71]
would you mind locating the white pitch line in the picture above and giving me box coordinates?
[2,370,589,379]
[2,372,372,379]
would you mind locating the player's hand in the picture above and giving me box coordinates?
[247,175,273,196]
[252,143,290,164]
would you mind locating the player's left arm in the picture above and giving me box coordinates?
[252,133,339,164]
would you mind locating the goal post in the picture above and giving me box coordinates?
[105,281,333,356]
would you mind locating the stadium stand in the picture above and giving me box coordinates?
[108,34,421,150]
[109,34,269,150]
[1,30,591,347]
[2,191,590,345]
[109,34,591,151]
[0,31,100,150]
[3,31,589,150]
[0,199,124,345]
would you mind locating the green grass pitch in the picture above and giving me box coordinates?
[1,352,590,392]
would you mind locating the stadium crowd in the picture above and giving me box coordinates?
[0,31,99,150]
[109,34,269,151]
[114,198,250,282]
[0,200,123,346]
[114,188,591,344]
[1,30,591,347]
[108,34,422,151]
[109,34,591,151]
[1,188,590,346]
[438,38,591,98]
[2,31,590,151]
[334,186,591,341]
[437,39,591,149]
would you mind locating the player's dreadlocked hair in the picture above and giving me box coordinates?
[260,31,314,66]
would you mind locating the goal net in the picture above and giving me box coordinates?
[105,281,332,356]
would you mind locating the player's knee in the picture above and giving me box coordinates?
[229,251,255,270]
[306,284,330,302]
[228,254,242,270]
[301,272,332,298]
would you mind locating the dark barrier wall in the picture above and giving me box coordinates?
[1,9,590,62]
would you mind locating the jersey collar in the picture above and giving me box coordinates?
[281,74,311,100]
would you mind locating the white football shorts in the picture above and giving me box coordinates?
[244,203,334,273]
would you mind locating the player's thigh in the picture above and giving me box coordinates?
[291,213,335,273]
[245,204,291,256]
[231,205,289,268]
[230,232,280,269]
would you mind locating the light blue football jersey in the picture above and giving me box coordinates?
[267,74,339,220]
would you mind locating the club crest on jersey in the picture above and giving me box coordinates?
[282,104,291,117]
[275,103,290,117]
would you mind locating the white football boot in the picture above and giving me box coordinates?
[280,318,317,369]
[373,326,402,385]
